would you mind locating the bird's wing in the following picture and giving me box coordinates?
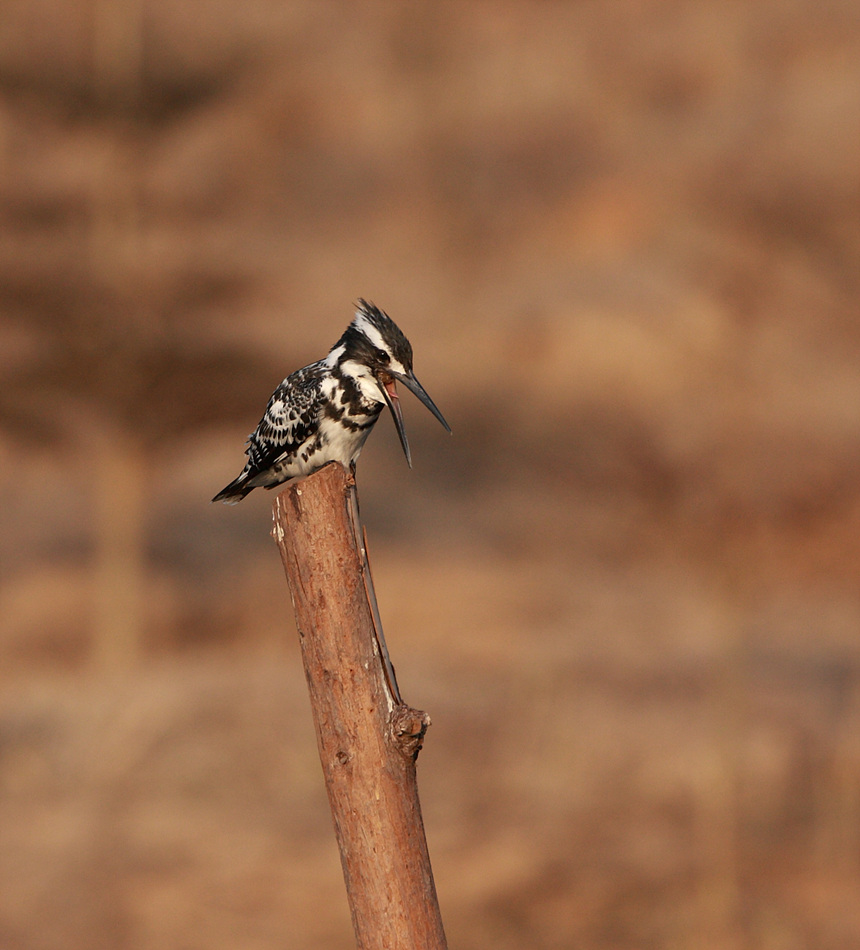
[244,363,325,474]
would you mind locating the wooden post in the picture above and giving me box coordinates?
[271,462,448,950]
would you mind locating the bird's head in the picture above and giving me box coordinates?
[333,299,451,466]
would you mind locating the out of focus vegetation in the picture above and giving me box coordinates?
[2,3,860,948]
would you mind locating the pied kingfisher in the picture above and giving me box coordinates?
[212,300,451,504]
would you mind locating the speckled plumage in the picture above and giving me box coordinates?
[212,300,450,504]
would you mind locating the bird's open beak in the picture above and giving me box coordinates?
[377,370,451,468]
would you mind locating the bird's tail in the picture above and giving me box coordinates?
[211,472,254,505]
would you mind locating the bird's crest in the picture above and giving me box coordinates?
[349,299,413,368]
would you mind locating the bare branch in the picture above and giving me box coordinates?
[272,462,447,950]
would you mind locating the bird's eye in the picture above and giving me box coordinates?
[375,349,390,364]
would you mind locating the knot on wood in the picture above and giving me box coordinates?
[288,484,304,519]
[389,705,431,761]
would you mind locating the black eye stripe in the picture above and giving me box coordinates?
[375,348,390,363]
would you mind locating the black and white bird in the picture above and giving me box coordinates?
[212,300,451,504]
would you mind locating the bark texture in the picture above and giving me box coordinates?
[272,462,447,950]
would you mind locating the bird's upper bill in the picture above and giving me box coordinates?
[375,369,450,469]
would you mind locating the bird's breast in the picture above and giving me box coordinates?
[316,410,379,463]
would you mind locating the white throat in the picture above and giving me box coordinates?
[339,358,385,403]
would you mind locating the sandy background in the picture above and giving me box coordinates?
[2,2,860,948]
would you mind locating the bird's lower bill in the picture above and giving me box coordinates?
[377,373,412,466]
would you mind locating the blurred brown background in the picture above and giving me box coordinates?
[2,2,860,948]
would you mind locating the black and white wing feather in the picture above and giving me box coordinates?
[211,362,326,504]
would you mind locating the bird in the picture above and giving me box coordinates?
[212,299,451,504]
